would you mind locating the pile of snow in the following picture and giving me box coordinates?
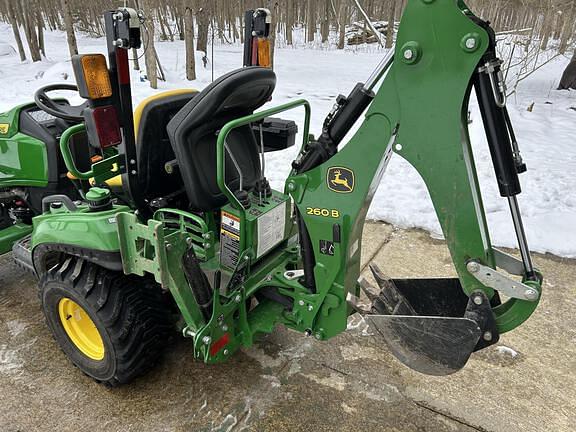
[0,22,574,258]
[0,43,15,57]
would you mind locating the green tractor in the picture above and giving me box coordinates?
[0,0,543,385]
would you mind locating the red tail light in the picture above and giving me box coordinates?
[86,105,122,149]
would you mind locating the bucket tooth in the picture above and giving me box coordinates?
[359,277,379,303]
[369,264,416,316]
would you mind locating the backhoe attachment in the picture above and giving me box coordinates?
[288,0,543,376]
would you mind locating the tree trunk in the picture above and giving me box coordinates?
[5,0,26,61]
[60,0,78,58]
[184,6,196,81]
[21,1,42,62]
[559,52,576,90]
[196,7,209,54]
[337,1,346,50]
[320,0,330,43]
[141,0,158,89]
[386,0,397,49]
[36,9,45,57]
[132,48,140,71]
[306,0,315,43]
[269,1,278,69]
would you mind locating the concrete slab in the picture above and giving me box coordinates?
[0,223,574,431]
[365,227,576,432]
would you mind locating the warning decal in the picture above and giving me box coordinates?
[220,211,240,269]
[256,202,287,258]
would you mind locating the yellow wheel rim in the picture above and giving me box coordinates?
[58,298,105,361]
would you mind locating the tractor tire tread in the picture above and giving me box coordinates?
[40,257,173,386]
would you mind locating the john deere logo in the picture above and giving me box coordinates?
[327,167,355,193]
[0,124,9,135]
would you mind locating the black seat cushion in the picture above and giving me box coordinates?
[137,92,197,199]
[167,67,276,211]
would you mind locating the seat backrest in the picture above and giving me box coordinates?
[135,90,197,200]
[167,67,276,211]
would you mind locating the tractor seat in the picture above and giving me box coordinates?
[135,90,198,199]
[102,90,198,200]
[167,67,276,212]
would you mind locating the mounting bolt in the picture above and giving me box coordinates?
[400,41,421,65]
[221,324,229,332]
[467,261,480,274]
[203,233,211,240]
[234,294,242,303]
[223,349,229,355]
[524,289,539,301]
[473,296,483,306]
[315,333,322,340]
[483,331,493,342]
[202,336,212,345]
[186,237,193,246]
[298,300,305,306]
[288,182,296,192]
[461,33,481,53]
[307,305,314,312]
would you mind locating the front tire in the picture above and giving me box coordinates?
[40,257,172,386]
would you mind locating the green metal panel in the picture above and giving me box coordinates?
[0,132,48,187]
[0,104,49,187]
[0,224,33,255]
[31,204,129,252]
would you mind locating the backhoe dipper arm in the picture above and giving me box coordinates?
[286,0,541,374]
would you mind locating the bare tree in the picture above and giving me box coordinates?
[141,0,158,89]
[21,0,41,62]
[4,0,26,61]
[184,5,196,81]
[386,0,396,48]
[60,0,78,58]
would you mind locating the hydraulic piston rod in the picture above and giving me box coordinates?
[474,50,536,279]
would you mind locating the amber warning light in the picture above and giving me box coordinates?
[72,54,113,100]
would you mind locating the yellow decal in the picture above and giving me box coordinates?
[306,207,340,219]
[0,124,9,135]
[327,167,355,193]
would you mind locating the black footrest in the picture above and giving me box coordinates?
[12,235,36,277]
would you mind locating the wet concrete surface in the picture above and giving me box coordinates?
[0,223,574,431]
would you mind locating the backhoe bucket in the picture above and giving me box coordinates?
[362,265,499,376]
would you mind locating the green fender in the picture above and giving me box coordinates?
[31,204,130,273]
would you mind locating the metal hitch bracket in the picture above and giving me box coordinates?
[467,257,540,302]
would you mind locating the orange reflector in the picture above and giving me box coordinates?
[209,333,230,357]
[257,38,271,68]
[80,54,113,99]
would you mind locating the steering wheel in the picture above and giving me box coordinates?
[34,84,88,123]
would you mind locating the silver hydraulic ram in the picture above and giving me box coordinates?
[474,51,535,279]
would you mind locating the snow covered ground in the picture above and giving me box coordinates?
[0,24,574,257]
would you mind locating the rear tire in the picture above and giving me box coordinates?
[40,257,172,386]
